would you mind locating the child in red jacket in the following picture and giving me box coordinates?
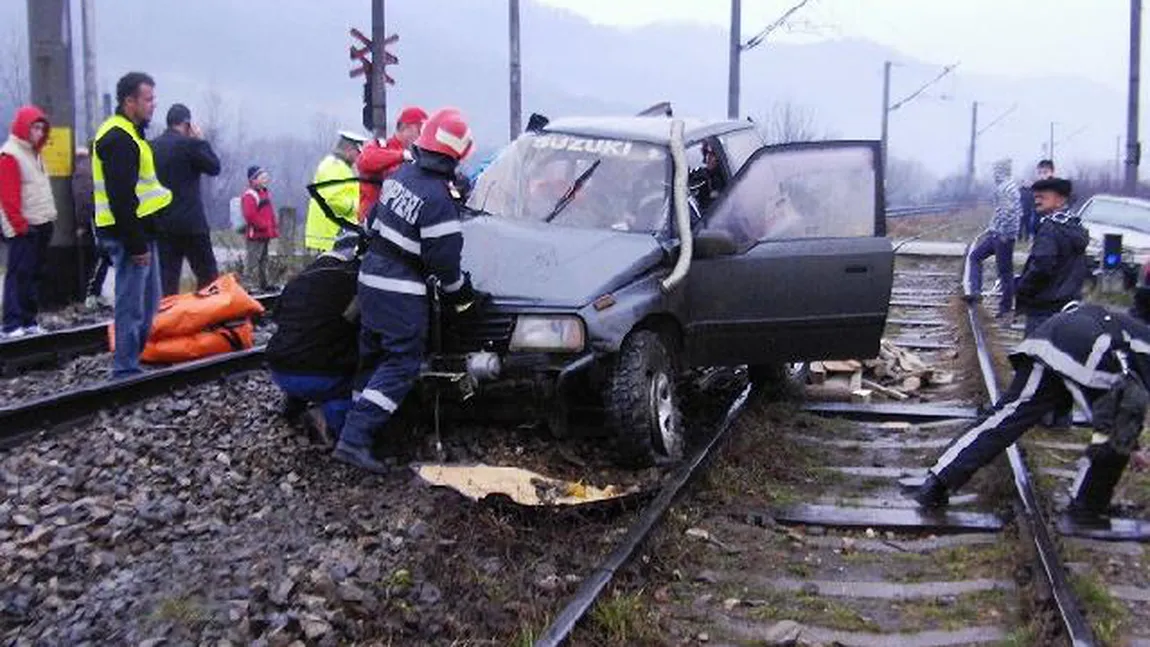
[241,166,279,291]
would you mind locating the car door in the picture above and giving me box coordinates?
[683,140,894,367]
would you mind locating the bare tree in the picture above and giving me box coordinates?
[197,88,249,231]
[753,101,825,144]
[885,157,938,206]
[0,25,29,112]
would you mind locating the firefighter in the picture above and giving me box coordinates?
[1015,177,1089,336]
[356,106,428,220]
[334,108,485,474]
[305,131,365,253]
[266,232,361,446]
[911,302,1150,523]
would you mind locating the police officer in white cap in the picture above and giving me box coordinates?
[305,130,367,253]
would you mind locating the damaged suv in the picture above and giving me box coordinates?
[431,116,893,466]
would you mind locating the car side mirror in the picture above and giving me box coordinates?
[693,229,738,259]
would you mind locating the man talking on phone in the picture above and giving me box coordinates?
[152,103,222,295]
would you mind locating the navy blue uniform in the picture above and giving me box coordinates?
[338,160,472,451]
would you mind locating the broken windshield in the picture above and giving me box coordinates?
[467,132,671,233]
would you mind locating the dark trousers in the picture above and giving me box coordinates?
[3,222,53,332]
[245,239,271,290]
[1024,310,1057,337]
[270,370,353,431]
[158,233,219,296]
[87,245,112,298]
[929,357,1128,511]
[963,231,1016,315]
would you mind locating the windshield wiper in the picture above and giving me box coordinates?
[543,159,601,224]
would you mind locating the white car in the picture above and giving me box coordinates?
[1075,194,1150,287]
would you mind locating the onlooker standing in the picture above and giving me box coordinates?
[1018,159,1054,243]
[0,105,58,337]
[1016,177,1089,335]
[93,72,173,377]
[75,145,111,309]
[241,165,279,291]
[152,103,221,296]
[305,131,364,253]
[356,106,427,220]
[963,158,1022,319]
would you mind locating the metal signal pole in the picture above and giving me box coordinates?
[880,61,891,179]
[371,0,388,138]
[509,0,522,140]
[727,0,741,119]
[1125,0,1142,195]
[80,0,98,142]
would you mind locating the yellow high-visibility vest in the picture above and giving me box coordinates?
[92,114,172,227]
[305,154,359,252]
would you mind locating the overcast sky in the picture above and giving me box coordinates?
[538,0,1135,94]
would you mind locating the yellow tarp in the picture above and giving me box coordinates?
[414,463,635,507]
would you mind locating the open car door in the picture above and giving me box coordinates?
[684,140,893,367]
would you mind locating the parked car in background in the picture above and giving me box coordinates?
[1076,193,1150,288]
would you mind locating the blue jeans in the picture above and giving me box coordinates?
[103,237,161,378]
[3,222,53,332]
[270,370,353,431]
[963,231,1016,315]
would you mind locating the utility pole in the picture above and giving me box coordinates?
[509,0,522,140]
[1126,0,1142,195]
[727,0,741,119]
[880,61,890,180]
[80,0,98,142]
[966,101,978,196]
[370,0,387,138]
[1049,122,1055,162]
[26,0,78,305]
[1117,135,1124,189]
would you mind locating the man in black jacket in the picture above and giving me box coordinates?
[151,103,222,296]
[266,233,361,444]
[1015,177,1089,335]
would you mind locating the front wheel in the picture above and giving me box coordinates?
[749,362,809,400]
[605,330,684,467]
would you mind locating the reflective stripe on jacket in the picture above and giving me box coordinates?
[305,154,359,252]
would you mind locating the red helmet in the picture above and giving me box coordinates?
[414,108,473,161]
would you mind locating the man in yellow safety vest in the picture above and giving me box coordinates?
[305,131,365,253]
[92,71,173,378]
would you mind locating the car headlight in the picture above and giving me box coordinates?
[509,316,586,353]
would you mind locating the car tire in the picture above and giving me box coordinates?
[749,362,809,400]
[605,329,684,467]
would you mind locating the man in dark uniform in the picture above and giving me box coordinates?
[266,232,361,445]
[334,108,484,474]
[688,141,726,213]
[912,302,1150,521]
[1015,177,1089,335]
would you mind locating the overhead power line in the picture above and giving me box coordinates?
[889,62,960,113]
[742,0,816,51]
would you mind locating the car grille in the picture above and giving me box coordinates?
[441,313,516,353]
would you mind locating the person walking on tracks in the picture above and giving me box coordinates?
[911,303,1150,523]
[0,105,57,338]
[151,103,222,296]
[963,158,1022,320]
[240,165,279,291]
[334,108,485,474]
[267,232,361,445]
[305,131,365,253]
[1016,177,1088,336]
[93,72,173,378]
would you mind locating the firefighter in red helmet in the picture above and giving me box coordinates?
[356,106,428,221]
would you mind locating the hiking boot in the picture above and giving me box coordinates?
[281,396,307,422]
[302,406,335,448]
[909,473,950,508]
[332,442,391,475]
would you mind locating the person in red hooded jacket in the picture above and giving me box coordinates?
[0,106,58,338]
[356,106,427,221]
[241,165,279,291]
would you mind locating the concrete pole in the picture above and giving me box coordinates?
[1049,121,1055,163]
[966,101,978,197]
[80,0,98,142]
[1125,0,1142,195]
[880,61,891,183]
[370,0,387,138]
[727,0,741,119]
[509,0,522,140]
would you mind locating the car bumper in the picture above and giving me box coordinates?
[419,350,596,402]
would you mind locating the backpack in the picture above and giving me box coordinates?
[1091,314,1149,455]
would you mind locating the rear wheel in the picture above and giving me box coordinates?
[605,330,684,467]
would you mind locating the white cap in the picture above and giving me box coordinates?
[338,130,368,145]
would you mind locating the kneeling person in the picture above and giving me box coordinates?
[912,303,1150,521]
[266,234,361,443]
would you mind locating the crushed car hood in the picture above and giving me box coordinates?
[461,217,666,307]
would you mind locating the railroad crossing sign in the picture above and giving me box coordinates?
[348,27,398,85]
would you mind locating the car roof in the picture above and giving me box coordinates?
[1082,194,1150,210]
[541,116,754,146]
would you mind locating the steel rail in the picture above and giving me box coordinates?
[0,346,267,449]
[963,301,1096,646]
[533,385,753,647]
[0,292,279,374]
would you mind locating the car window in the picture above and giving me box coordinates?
[1079,198,1150,234]
[705,144,878,249]
[719,129,764,175]
[687,140,728,214]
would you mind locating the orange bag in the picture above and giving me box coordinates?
[149,273,264,340]
[140,320,255,364]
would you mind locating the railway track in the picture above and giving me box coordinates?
[535,255,1150,646]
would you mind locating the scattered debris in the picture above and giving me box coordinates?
[808,339,955,402]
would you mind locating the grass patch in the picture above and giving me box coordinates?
[151,595,208,629]
[586,590,660,646]
[1071,572,1129,645]
[748,592,881,633]
[891,589,1011,632]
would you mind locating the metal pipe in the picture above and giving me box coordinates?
[661,119,692,293]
